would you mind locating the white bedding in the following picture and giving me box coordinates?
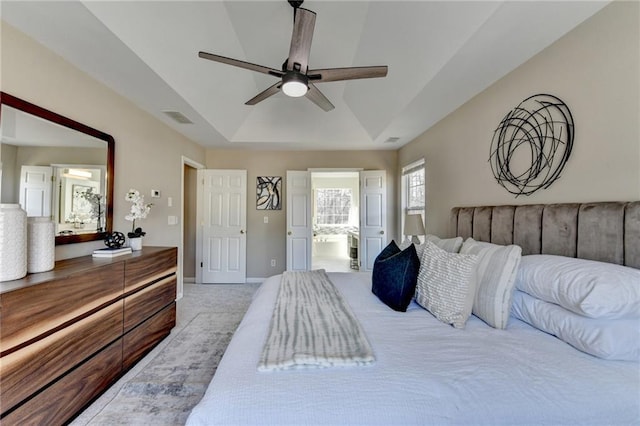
[187,272,640,426]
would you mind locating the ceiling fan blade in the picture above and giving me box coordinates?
[245,82,282,105]
[305,83,334,112]
[307,66,388,83]
[199,51,284,78]
[287,8,316,73]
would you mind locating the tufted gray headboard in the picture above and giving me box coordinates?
[450,202,640,269]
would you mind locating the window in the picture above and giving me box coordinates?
[401,159,425,236]
[316,188,352,225]
[406,168,424,214]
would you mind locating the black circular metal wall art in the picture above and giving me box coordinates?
[489,94,574,197]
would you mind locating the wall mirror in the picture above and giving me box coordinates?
[0,92,114,245]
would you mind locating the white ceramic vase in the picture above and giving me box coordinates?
[27,216,55,273]
[129,237,143,251]
[0,204,28,281]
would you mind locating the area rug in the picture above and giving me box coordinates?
[71,283,259,426]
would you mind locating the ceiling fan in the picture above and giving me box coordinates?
[198,0,388,112]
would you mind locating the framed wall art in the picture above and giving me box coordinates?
[256,176,282,210]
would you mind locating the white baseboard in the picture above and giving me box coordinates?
[187,278,265,284]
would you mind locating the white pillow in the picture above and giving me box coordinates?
[460,238,522,329]
[424,234,463,253]
[511,290,640,361]
[415,241,479,328]
[399,235,462,260]
[516,255,640,319]
[398,239,427,262]
[398,239,412,251]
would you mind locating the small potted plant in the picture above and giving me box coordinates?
[125,189,152,251]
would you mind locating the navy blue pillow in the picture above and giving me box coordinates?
[372,240,420,312]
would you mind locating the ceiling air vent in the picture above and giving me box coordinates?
[162,110,193,124]
[384,137,400,144]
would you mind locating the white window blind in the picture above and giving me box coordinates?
[316,188,352,225]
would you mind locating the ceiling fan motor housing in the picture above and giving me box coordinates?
[288,0,304,9]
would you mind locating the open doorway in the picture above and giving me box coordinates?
[183,163,198,284]
[311,171,359,272]
[180,156,203,298]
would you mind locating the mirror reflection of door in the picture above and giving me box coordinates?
[18,165,52,217]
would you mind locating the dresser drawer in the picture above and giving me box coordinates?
[0,300,124,414]
[0,262,124,356]
[123,302,176,371]
[124,247,177,294]
[1,338,123,426]
[124,275,176,333]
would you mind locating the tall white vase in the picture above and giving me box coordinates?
[27,216,55,273]
[0,204,27,281]
[129,237,143,251]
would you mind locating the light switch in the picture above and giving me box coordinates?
[264,216,269,224]
[168,215,178,225]
[168,197,173,207]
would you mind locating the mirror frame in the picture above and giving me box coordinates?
[1,92,114,245]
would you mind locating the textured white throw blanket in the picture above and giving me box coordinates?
[258,269,375,371]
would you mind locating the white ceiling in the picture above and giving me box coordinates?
[1,1,608,151]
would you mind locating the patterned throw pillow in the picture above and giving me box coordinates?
[372,241,420,312]
[460,238,522,329]
[415,241,479,328]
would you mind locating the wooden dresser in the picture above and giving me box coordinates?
[0,246,177,425]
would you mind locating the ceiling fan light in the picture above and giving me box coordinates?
[282,73,308,97]
[282,81,307,97]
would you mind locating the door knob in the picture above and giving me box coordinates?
[288,231,292,235]
[379,230,385,235]
[240,230,245,234]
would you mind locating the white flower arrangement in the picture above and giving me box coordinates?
[125,189,152,237]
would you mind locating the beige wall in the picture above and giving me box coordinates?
[205,149,397,278]
[398,1,640,237]
[1,22,206,260]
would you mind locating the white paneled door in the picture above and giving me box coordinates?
[200,169,246,283]
[19,165,52,217]
[286,170,311,271]
[359,170,387,272]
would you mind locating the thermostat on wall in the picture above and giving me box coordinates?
[151,189,161,198]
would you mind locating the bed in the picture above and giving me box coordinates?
[187,202,640,425]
